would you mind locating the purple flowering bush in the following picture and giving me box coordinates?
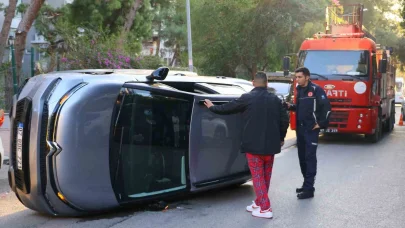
[60,35,163,70]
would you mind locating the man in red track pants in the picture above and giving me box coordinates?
[204,72,289,219]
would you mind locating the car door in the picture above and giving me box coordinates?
[188,94,250,190]
[110,83,194,202]
[110,83,249,201]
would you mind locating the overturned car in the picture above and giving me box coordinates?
[8,68,252,216]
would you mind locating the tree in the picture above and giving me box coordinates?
[155,0,187,66]
[150,0,173,58]
[34,4,73,72]
[69,0,155,50]
[189,0,329,78]
[0,0,18,110]
[0,0,17,63]
[14,0,45,81]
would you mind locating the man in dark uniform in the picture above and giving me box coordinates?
[285,67,331,199]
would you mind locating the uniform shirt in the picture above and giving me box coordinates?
[289,81,331,129]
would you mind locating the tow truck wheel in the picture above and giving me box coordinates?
[365,116,382,143]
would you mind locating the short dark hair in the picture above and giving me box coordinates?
[254,71,267,84]
[295,67,310,77]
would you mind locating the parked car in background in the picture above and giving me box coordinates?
[211,74,293,103]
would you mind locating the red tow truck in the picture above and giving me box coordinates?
[283,3,396,142]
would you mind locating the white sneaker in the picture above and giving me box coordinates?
[246,201,260,212]
[252,208,273,219]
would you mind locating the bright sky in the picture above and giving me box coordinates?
[384,2,403,22]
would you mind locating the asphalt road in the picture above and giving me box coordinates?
[0,107,404,228]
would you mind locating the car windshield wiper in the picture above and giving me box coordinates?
[310,73,328,80]
[332,74,365,82]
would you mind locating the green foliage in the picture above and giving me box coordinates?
[58,31,162,70]
[189,0,329,78]
[132,55,164,69]
[16,3,29,14]
[33,1,159,71]
[69,0,154,40]
[29,0,405,75]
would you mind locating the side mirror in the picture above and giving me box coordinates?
[378,59,387,74]
[283,56,290,77]
[147,67,169,82]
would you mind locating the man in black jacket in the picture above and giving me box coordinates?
[285,67,331,199]
[204,72,289,219]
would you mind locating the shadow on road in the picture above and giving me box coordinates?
[319,127,398,145]
[78,183,252,222]
[1,182,253,223]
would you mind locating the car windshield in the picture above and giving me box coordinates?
[268,82,290,95]
[298,50,370,80]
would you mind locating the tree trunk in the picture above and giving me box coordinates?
[14,0,45,81]
[155,36,161,57]
[170,45,179,66]
[123,0,143,32]
[250,64,257,80]
[0,0,18,63]
[155,23,162,57]
[4,69,13,111]
[118,0,143,48]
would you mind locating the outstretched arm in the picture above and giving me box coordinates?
[205,94,248,115]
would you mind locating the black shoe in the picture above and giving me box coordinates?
[296,187,304,193]
[297,191,314,199]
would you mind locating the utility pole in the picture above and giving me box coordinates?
[186,0,193,72]
[31,47,35,77]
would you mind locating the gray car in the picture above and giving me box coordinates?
[8,68,251,216]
